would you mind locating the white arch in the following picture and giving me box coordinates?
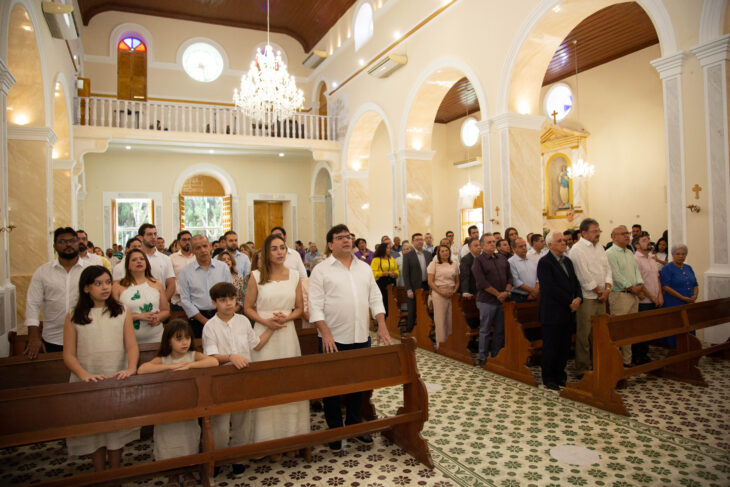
[699,0,727,43]
[397,56,489,152]
[310,76,329,112]
[1,0,51,125]
[172,163,238,197]
[108,22,156,63]
[341,102,395,168]
[310,161,333,197]
[497,0,679,114]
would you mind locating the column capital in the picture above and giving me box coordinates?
[650,51,689,80]
[691,34,730,67]
[475,120,492,136]
[392,149,436,161]
[8,126,58,146]
[489,112,546,131]
[0,59,16,96]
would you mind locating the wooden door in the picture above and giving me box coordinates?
[254,202,283,249]
[117,50,147,101]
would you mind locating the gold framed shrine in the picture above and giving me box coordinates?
[540,124,589,222]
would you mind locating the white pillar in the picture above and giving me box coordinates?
[691,35,730,343]
[0,59,17,351]
[651,52,689,248]
[476,120,493,229]
[387,152,406,239]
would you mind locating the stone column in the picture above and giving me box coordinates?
[395,149,436,239]
[476,120,493,229]
[490,113,545,234]
[0,59,17,351]
[52,159,74,228]
[7,125,57,334]
[387,152,406,239]
[651,52,689,248]
[691,35,730,343]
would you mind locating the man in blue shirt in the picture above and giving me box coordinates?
[178,234,233,337]
[508,238,540,303]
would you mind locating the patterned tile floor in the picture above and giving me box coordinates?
[1,342,728,486]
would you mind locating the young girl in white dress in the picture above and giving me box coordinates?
[113,248,170,344]
[244,234,310,448]
[63,265,140,472]
[138,319,218,486]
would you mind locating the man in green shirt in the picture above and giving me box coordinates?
[606,225,645,367]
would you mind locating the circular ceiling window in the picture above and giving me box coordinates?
[460,117,479,147]
[182,42,224,82]
[544,83,573,122]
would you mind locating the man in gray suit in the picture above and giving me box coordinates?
[401,232,433,332]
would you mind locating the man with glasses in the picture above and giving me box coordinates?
[568,218,612,378]
[76,229,102,267]
[170,230,196,316]
[24,227,87,358]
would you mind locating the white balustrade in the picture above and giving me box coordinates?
[74,96,337,141]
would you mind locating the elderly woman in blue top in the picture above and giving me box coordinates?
[660,243,698,307]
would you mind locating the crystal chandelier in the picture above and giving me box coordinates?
[567,159,595,179]
[233,0,304,121]
[459,180,481,199]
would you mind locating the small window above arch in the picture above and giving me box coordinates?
[353,1,374,51]
[118,36,146,52]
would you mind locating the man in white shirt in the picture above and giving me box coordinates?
[526,234,548,261]
[309,224,392,451]
[223,230,251,277]
[270,226,307,281]
[568,218,612,377]
[446,230,460,260]
[138,223,176,302]
[508,238,539,303]
[459,225,480,260]
[169,230,196,314]
[24,227,87,358]
[76,230,102,267]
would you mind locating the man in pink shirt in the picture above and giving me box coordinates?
[633,232,664,365]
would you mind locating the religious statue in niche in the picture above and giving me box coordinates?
[545,153,573,218]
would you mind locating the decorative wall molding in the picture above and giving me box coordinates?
[489,112,545,131]
[691,34,730,66]
[650,51,689,80]
[699,0,727,44]
[8,126,57,145]
[0,58,16,96]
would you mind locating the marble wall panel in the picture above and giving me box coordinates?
[508,127,542,235]
[406,160,433,234]
[346,178,369,239]
[53,169,71,228]
[11,275,30,333]
[312,201,327,249]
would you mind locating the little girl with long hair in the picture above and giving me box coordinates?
[63,265,140,472]
[138,319,218,486]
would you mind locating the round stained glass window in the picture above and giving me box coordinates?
[182,42,224,82]
[544,83,573,122]
[460,117,479,147]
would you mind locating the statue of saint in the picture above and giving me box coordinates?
[558,165,570,209]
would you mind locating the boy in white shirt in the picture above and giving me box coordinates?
[202,282,273,474]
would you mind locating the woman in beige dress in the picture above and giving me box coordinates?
[63,265,139,472]
[427,244,460,350]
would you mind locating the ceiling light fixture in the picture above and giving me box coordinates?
[278,152,285,157]
[233,0,304,122]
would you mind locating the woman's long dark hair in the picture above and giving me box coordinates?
[119,248,157,288]
[72,266,124,325]
[373,242,389,260]
[157,319,197,357]
[258,234,286,284]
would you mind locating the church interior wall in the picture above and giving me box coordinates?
[540,44,668,242]
[81,150,316,246]
[365,121,394,244]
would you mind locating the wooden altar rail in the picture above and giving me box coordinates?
[1,325,318,389]
[436,295,478,365]
[561,298,730,415]
[385,284,407,340]
[0,338,432,487]
[484,301,542,386]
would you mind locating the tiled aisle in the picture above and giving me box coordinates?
[1,346,728,486]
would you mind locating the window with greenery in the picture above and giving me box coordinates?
[113,198,153,246]
[181,196,231,240]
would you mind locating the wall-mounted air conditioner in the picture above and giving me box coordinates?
[367,54,407,78]
[42,2,79,40]
[303,50,328,69]
[453,157,482,169]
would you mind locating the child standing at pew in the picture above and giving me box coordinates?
[202,282,275,475]
[138,319,218,487]
[63,265,140,472]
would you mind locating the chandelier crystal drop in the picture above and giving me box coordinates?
[459,180,481,199]
[566,158,595,179]
[233,0,304,121]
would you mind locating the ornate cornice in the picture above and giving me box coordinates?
[8,126,58,145]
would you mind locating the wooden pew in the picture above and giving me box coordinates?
[0,338,432,487]
[561,298,730,415]
[0,325,319,389]
[384,284,406,340]
[412,289,435,351]
[483,301,539,386]
[437,295,478,365]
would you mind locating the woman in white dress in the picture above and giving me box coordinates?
[244,234,310,445]
[112,248,170,344]
[63,265,139,472]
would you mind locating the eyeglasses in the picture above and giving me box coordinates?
[333,235,352,241]
[56,238,78,245]
[90,279,112,287]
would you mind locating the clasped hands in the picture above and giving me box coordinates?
[263,312,289,330]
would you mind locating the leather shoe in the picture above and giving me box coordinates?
[353,433,374,445]
[329,440,342,451]
[543,382,560,391]
[232,464,247,475]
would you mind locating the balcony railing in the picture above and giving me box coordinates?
[74,96,337,141]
